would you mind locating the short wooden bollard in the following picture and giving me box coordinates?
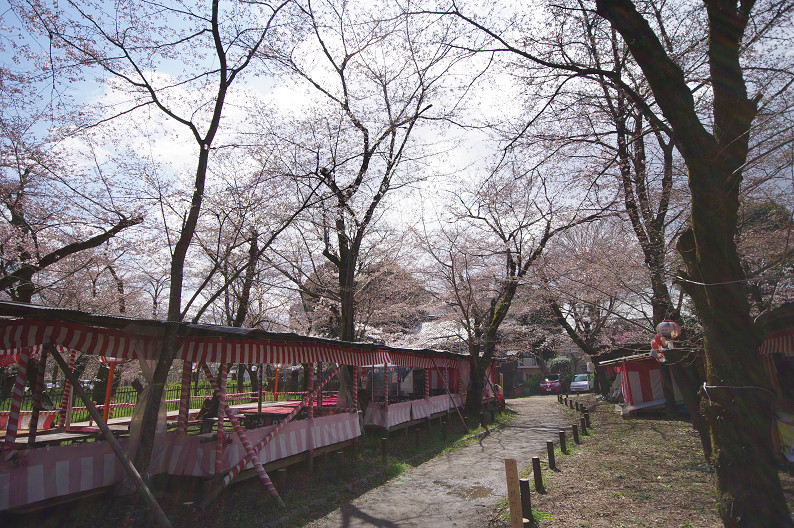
[557,394,562,403]
[584,411,591,429]
[580,416,587,435]
[277,468,287,494]
[504,458,523,528]
[559,430,567,454]
[575,401,580,411]
[442,420,448,440]
[563,396,568,406]
[381,437,388,465]
[519,478,532,523]
[547,440,556,470]
[415,427,421,449]
[572,424,580,444]
[532,456,544,492]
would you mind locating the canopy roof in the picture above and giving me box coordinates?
[0,301,467,369]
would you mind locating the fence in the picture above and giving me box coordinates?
[0,382,307,425]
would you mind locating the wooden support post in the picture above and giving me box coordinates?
[504,458,523,528]
[480,412,487,429]
[580,417,587,435]
[559,430,567,454]
[584,411,591,429]
[532,456,543,493]
[49,347,172,528]
[381,437,388,466]
[572,424,580,444]
[575,401,580,411]
[519,478,532,525]
[490,407,495,423]
[404,425,410,438]
[426,416,432,432]
[277,468,287,494]
[415,427,421,450]
[337,450,345,479]
[442,420,447,441]
[307,450,314,474]
[547,440,556,470]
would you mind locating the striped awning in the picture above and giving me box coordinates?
[181,338,390,366]
[384,352,459,369]
[760,329,794,357]
[0,319,462,369]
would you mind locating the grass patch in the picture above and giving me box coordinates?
[499,396,738,528]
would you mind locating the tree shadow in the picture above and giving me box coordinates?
[339,502,400,527]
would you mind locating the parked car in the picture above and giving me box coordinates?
[539,374,565,394]
[570,373,593,393]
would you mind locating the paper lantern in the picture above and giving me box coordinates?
[656,320,682,340]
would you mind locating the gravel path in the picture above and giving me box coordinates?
[305,395,568,528]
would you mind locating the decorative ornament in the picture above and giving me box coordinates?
[656,320,682,340]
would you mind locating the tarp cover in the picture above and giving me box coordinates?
[620,357,683,412]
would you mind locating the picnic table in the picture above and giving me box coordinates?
[0,424,129,447]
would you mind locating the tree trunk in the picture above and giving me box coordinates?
[592,2,792,523]
[136,324,181,473]
[335,246,356,409]
[665,347,712,460]
[465,349,484,416]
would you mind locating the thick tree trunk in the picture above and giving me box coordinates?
[593,1,792,524]
[665,347,712,460]
[679,228,788,526]
[466,358,484,416]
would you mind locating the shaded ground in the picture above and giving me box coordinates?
[0,398,563,528]
[5,395,792,527]
[306,396,567,528]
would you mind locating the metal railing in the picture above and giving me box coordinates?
[0,382,308,425]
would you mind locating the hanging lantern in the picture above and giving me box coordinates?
[656,320,682,340]
[99,356,124,365]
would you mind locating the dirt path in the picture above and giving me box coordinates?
[305,395,567,528]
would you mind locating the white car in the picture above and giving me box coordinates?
[569,374,593,393]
